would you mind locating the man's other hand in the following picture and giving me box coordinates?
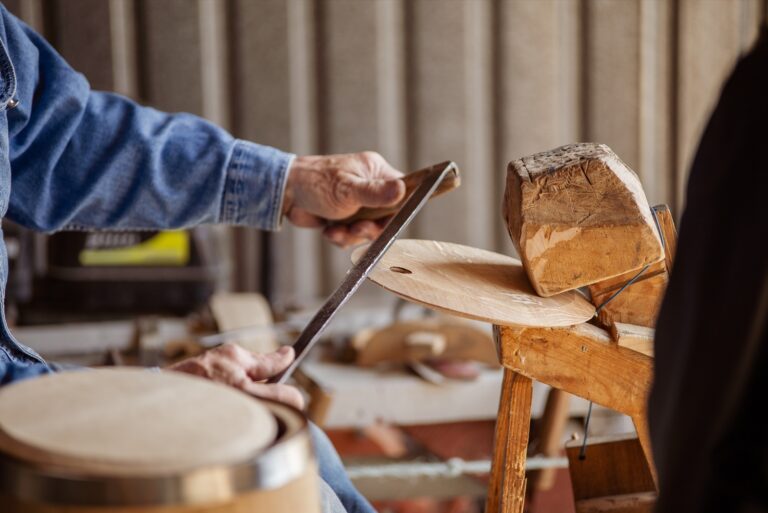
[167,344,304,410]
[283,151,406,247]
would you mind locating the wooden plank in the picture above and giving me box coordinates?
[583,0,641,170]
[229,0,292,296]
[137,0,204,113]
[4,0,45,33]
[495,0,578,256]
[300,361,504,429]
[575,492,656,513]
[282,0,324,304]
[317,0,408,293]
[639,0,674,207]
[197,0,230,128]
[49,0,115,90]
[565,433,656,501]
[497,324,653,416]
[676,0,744,210]
[486,367,533,513]
[319,0,382,155]
[592,272,668,328]
[407,0,494,250]
[229,0,323,303]
[610,323,654,358]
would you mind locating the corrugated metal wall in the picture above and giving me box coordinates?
[5,0,766,307]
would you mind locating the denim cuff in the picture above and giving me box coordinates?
[220,139,295,231]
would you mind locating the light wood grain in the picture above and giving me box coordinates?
[353,239,595,328]
[486,367,533,513]
[588,204,677,328]
[504,143,664,297]
[652,204,677,271]
[0,369,276,476]
[496,324,652,416]
[209,293,278,354]
[611,322,654,358]
[353,318,498,367]
[592,272,668,328]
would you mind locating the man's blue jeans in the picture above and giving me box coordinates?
[311,424,376,513]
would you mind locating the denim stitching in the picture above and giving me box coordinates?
[0,37,17,107]
[268,153,292,230]
[222,142,246,224]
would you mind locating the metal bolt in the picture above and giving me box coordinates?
[6,98,19,110]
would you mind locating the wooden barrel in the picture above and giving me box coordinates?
[0,368,321,513]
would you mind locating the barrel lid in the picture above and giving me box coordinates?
[353,239,596,327]
[0,368,277,477]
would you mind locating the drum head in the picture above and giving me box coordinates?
[0,368,278,476]
[352,239,596,327]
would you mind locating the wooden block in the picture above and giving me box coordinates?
[587,205,676,328]
[503,143,664,297]
[591,272,668,328]
[610,323,654,358]
[495,324,652,416]
[209,293,278,354]
[565,434,656,505]
[352,319,498,367]
[587,263,666,300]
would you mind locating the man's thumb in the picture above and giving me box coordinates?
[348,177,406,208]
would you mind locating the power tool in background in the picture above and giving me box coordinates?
[6,224,227,324]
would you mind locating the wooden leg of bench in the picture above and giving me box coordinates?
[486,368,533,513]
[631,412,658,489]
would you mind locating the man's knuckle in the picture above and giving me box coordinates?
[216,342,237,356]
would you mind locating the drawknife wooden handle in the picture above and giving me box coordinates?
[336,166,461,225]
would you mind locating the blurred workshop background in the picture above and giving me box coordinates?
[2,1,766,512]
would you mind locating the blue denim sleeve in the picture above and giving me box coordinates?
[0,360,51,385]
[0,6,293,232]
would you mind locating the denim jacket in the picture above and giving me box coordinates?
[0,5,294,381]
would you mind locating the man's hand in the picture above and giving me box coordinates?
[167,344,304,410]
[283,151,406,247]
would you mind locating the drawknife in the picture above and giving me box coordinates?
[267,161,460,384]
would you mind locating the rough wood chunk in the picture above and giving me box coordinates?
[591,272,668,328]
[504,143,664,297]
[610,322,655,358]
[587,205,676,329]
